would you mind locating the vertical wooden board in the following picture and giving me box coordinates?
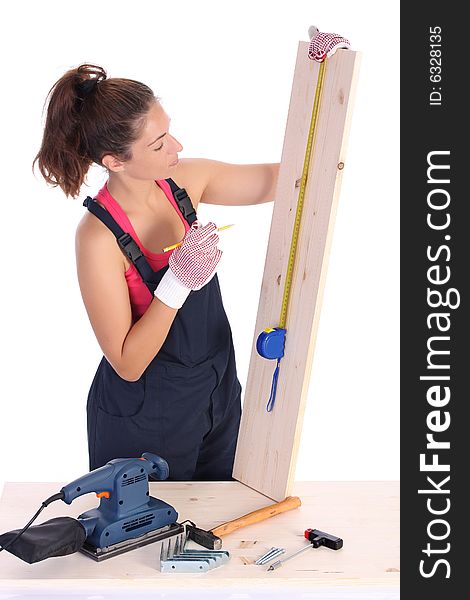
[233,44,361,501]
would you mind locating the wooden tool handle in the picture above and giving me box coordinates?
[211,496,301,538]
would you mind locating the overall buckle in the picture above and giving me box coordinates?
[117,233,143,262]
[174,188,196,220]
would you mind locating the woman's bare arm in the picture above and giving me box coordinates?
[75,216,178,381]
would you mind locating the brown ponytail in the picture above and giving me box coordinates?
[32,63,159,199]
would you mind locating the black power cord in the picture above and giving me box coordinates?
[0,491,65,553]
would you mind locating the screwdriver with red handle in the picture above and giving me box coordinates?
[267,528,343,571]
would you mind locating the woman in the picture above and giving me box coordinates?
[33,63,279,481]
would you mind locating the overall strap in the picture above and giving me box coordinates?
[82,180,198,295]
[82,196,157,293]
[166,178,198,226]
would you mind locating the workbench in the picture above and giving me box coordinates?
[0,481,399,599]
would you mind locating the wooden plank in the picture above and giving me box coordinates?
[232,44,361,501]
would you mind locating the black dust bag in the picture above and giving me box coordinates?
[0,516,86,564]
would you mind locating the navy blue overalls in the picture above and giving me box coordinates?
[83,179,242,481]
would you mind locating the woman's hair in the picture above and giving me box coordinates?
[32,63,160,199]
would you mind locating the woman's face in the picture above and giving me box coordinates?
[107,101,183,181]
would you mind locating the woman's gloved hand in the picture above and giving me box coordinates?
[308,25,351,63]
[154,221,223,309]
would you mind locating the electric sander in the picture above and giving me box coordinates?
[0,452,184,563]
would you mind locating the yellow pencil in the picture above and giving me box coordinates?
[163,224,235,252]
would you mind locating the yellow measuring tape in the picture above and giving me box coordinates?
[257,60,327,411]
[279,60,327,328]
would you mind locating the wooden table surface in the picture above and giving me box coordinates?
[0,480,399,597]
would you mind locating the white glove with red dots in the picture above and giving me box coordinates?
[154,221,223,309]
[308,25,351,63]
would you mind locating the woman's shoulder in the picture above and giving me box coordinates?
[75,208,126,270]
[171,158,212,210]
[76,203,110,243]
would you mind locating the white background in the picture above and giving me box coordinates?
[0,0,399,491]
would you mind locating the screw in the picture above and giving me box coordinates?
[255,547,285,565]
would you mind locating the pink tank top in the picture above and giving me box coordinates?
[95,179,191,322]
